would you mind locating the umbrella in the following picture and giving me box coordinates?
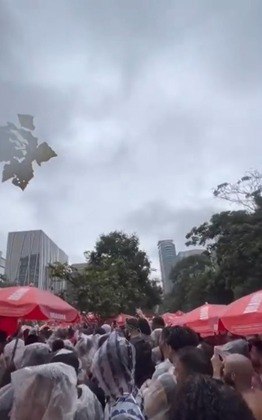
[0,316,18,336]
[220,290,262,336]
[162,311,185,326]
[182,303,227,337]
[0,286,78,323]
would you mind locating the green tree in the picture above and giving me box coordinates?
[0,274,10,288]
[161,171,262,312]
[186,172,262,300]
[50,231,162,317]
[163,254,232,312]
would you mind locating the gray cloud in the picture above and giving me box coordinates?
[123,200,219,268]
[0,1,261,274]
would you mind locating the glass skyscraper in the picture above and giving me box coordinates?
[158,240,176,294]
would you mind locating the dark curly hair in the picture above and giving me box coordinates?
[51,339,65,353]
[152,316,165,330]
[250,338,262,354]
[138,318,151,336]
[171,375,255,420]
[161,326,199,351]
[198,341,214,360]
[176,346,213,377]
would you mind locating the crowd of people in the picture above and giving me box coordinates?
[0,314,262,419]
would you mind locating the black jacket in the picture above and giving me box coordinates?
[130,335,155,388]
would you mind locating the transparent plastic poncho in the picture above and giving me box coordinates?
[4,338,25,368]
[10,362,78,420]
[141,373,176,420]
[20,342,51,368]
[75,334,100,372]
[74,384,103,420]
[0,384,14,419]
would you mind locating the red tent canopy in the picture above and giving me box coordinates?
[182,303,227,337]
[220,290,262,336]
[0,286,79,323]
[162,311,185,326]
[0,316,18,336]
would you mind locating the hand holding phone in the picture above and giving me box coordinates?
[211,347,224,379]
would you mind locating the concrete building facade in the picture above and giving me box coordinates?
[158,238,204,295]
[176,249,203,262]
[71,263,88,273]
[0,251,5,277]
[158,240,176,295]
[5,230,68,290]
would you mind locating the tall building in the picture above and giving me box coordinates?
[71,263,88,273]
[158,240,176,294]
[0,251,5,276]
[176,249,203,262]
[5,230,68,290]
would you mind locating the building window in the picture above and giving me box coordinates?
[18,254,40,286]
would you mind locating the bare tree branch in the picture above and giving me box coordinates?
[213,170,262,211]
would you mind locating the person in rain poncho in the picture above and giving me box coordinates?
[0,382,14,420]
[50,349,103,420]
[75,383,103,420]
[75,331,107,408]
[141,372,176,420]
[75,333,100,374]
[20,342,51,368]
[0,342,52,419]
[91,331,145,420]
[3,338,25,369]
[101,324,112,334]
[10,362,78,420]
[0,337,25,388]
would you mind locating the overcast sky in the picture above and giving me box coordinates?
[0,0,261,273]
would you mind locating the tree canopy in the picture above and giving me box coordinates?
[162,253,233,312]
[50,231,162,318]
[162,171,262,312]
[186,200,262,300]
